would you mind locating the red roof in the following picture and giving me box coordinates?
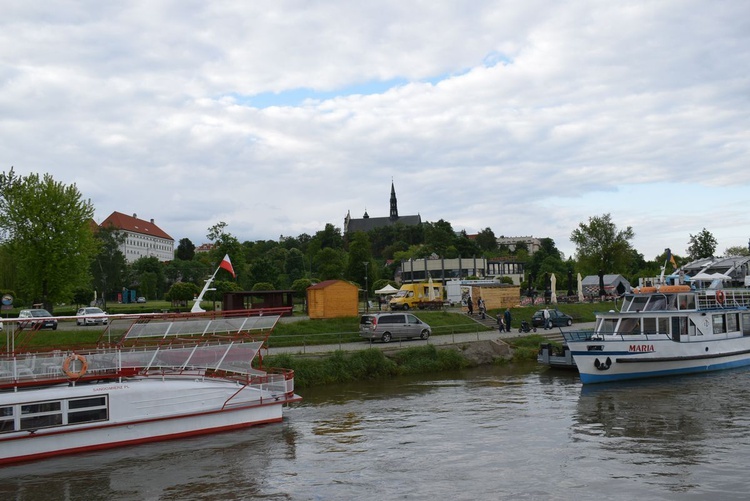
[100,211,173,240]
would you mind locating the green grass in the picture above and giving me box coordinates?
[263,345,469,388]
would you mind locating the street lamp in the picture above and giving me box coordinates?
[363,262,369,313]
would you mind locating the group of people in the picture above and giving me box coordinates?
[465,296,512,332]
[497,308,512,332]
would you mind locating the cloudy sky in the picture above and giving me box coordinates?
[3,1,749,260]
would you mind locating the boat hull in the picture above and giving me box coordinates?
[568,334,750,384]
[0,377,300,465]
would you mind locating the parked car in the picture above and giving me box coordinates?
[18,309,58,330]
[76,307,109,326]
[531,309,573,329]
[136,297,147,303]
[359,312,431,343]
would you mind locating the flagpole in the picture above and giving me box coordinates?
[191,264,221,313]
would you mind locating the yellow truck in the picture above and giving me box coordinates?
[389,282,444,310]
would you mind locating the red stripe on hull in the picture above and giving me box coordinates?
[0,415,283,466]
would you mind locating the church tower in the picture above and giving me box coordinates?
[389,181,398,221]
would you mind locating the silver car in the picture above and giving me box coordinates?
[359,313,431,343]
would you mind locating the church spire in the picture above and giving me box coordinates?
[389,180,398,221]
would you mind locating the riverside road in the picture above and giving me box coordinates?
[267,312,595,356]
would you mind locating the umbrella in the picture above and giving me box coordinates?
[577,273,584,302]
[550,273,557,304]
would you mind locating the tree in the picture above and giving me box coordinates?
[724,245,750,257]
[687,228,717,260]
[475,228,498,253]
[345,232,374,288]
[423,220,455,256]
[175,238,196,261]
[165,281,200,306]
[129,256,166,299]
[91,225,127,305]
[570,214,635,276]
[315,247,346,280]
[0,169,97,310]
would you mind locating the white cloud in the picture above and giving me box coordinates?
[2,0,750,262]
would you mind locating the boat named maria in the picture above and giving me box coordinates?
[565,278,750,384]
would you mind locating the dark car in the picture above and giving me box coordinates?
[531,309,573,329]
[17,309,58,330]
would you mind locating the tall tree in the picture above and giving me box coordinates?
[687,228,718,260]
[475,227,498,253]
[91,225,127,304]
[346,232,375,290]
[0,169,96,309]
[570,213,635,276]
[423,220,455,256]
[175,238,196,261]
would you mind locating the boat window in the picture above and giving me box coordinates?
[598,318,618,334]
[621,296,634,312]
[743,313,750,336]
[68,396,108,425]
[629,296,650,312]
[713,315,727,334]
[678,294,696,310]
[620,318,641,335]
[643,317,657,334]
[727,313,739,333]
[20,401,62,431]
[644,296,667,311]
[0,406,13,433]
[658,317,669,334]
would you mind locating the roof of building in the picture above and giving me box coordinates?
[100,211,173,240]
[307,279,358,290]
[346,214,422,233]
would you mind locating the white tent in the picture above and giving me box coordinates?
[375,284,399,295]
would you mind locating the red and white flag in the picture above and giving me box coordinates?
[219,254,236,278]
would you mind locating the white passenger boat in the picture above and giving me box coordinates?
[565,283,750,384]
[0,312,300,465]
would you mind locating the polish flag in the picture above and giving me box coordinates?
[219,254,236,278]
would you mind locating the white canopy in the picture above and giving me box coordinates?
[374,284,399,295]
[691,272,715,281]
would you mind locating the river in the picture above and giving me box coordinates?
[1,364,749,500]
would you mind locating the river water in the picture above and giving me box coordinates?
[2,364,750,500]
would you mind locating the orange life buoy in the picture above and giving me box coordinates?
[716,290,725,305]
[62,354,88,379]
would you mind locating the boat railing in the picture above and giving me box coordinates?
[696,289,750,310]
[0,339,273,388]
[563,331,672,343]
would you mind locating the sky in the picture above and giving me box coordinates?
[2,1,750,261]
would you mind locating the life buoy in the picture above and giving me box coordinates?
[62,354,88,379]
[716,290,725,305]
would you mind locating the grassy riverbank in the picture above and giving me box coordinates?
[263,333,558,388]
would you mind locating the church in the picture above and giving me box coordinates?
[344,182,422,234]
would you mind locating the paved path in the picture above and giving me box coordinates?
[267,317,595,356]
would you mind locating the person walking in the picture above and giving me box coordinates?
[467,297,474,315]
[497,312,505,332]
[504,308,512,331]
[477,297,486,319]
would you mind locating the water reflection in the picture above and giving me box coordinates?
[572,370,750,497]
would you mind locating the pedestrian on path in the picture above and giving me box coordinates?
[477,297,486,319]
[504,308,512,331]
[467,297,474,315]
[497,312,505,332]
